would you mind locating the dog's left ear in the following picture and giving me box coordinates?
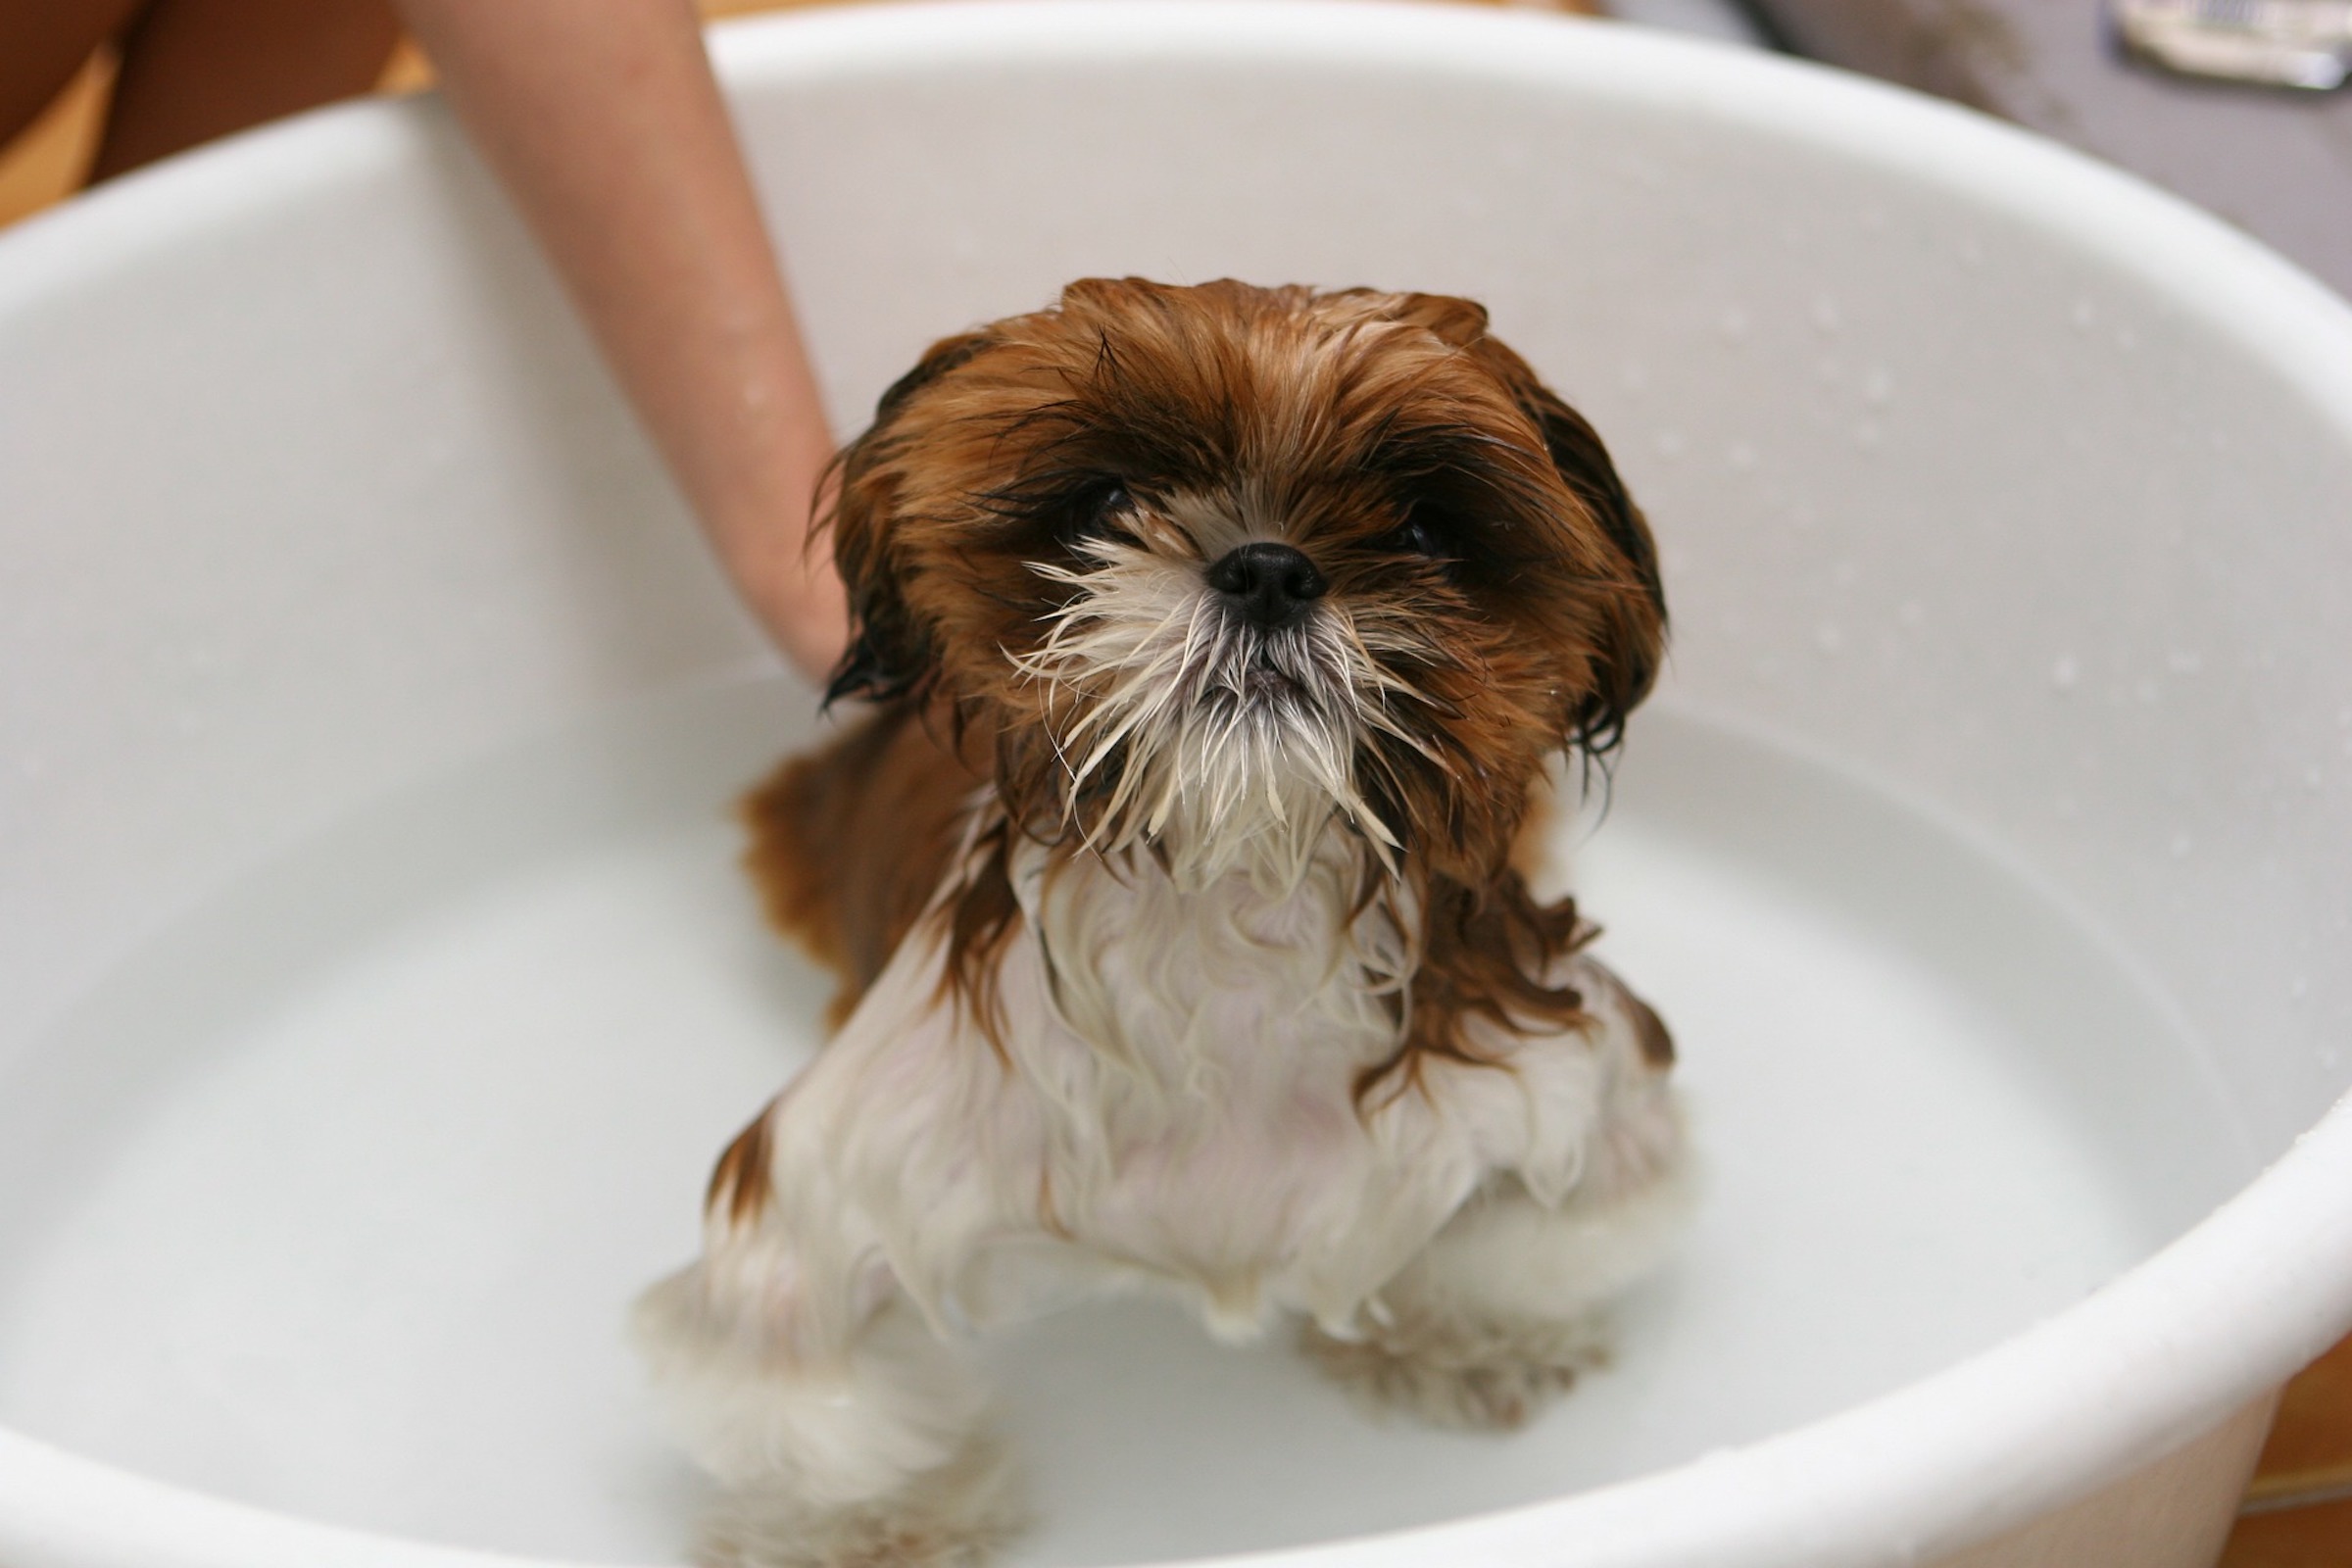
[822,329,996,708]
[1506,369,1666,755]
[1374,294,1666,750]
[1454,325,1666,757]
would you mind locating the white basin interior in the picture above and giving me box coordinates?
[1,4,2350,1566]
[0,687,2244,1562]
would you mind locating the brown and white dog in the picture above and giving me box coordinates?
[636,279,1687,1567]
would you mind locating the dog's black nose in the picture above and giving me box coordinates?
[1206,542,1327,629]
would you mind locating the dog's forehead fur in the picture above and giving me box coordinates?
[875,279,1579,547]
[967,282,1533,493]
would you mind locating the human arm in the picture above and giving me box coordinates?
[389,0,848,679]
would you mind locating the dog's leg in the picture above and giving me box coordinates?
[634,1264,1025,1568]
[1301,1158,1688,1430]
[1306,963,1689,1432]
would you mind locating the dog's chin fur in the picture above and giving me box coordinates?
[1013,531,1384,894]
[637,280,1687,1567]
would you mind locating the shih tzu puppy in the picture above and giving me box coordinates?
[636,279,1687,1567]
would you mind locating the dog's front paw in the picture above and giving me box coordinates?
[1300,1313,1607,1433]
[696,1435,1028,1568]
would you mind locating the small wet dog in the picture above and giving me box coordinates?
[637,279,1686,1567]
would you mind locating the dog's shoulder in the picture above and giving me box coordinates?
[741,702,992,1025]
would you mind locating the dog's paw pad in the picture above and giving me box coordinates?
[1301,1319,1604,1432]
[696,1437,1027,1568]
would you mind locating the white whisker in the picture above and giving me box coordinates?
[1007,537,1448,889]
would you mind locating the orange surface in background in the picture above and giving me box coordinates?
[2224,1498,2352,1568]
[0,51,112,228]
[0,1,2343,1563]
[2227,1334,2352,1568]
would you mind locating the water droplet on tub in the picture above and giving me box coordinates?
[2071,299,2096,329]
[2136,678,2162,705]
[1861,368,1894,406]
[2115,324,2138,352]
[2306,765,2325,791]
[1815,623,1844,654]
[2051,655,2080,690]
[2166,650,2202,675]
[2170,833,2193,859]
[1832,560,1860,588]
[1852,420,1882,449]
[1654,429,1686,460]
[1812,295,1841,333]
[1898,600,1924,626]
[2291,975,2311,1001]
[1726,441,1758,471]
[1719,306,1750,341]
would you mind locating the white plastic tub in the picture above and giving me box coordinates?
[1,4,2349,1566]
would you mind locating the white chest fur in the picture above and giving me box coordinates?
[746,827,1668,1349]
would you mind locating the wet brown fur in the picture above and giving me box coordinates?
[749,278,1667,1141]
[707,1098,778,1228]
[741,704,991,1027]
[1627,987,1677,1069]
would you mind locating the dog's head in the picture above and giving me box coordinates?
[824,279,1664,888]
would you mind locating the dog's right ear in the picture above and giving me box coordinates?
[821,329,995,708]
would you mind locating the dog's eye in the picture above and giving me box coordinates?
[1058,481,1134,547]
[1387,504,1458,563]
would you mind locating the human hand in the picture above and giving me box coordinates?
[393,0,849,682]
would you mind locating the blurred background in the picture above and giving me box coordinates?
[0,1,2345,1563]
[5,0,2350,299]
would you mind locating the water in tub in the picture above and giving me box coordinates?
[0,678,2253,1563]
